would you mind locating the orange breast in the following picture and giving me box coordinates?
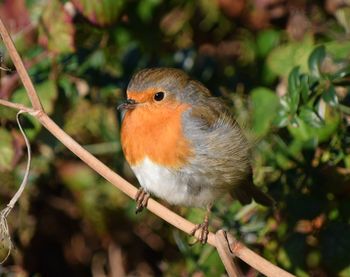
[121,102,193,168]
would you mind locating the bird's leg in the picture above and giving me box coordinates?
[190,204,212,244]
[135,187,150,214]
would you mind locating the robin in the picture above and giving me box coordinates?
[118,68,274,243]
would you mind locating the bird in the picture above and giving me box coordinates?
[118,68,275,244]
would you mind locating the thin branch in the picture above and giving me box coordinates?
[0,99,34,113]
[0,18,295,277]
[216,230,243,277]
[0,18,43,111]
[0,65,12,72]
[225,232,295,277]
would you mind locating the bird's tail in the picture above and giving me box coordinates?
[232,180,275,207]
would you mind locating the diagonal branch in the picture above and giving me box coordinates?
[224,231,294,277]
[216,230,243,277]
[0,17,295,277]
[0,19,43,111]
[0,99,34,113]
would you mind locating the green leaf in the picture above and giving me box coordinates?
[273,98,290,127]
[137,0,162,22]
[323,85,338,106]
[345,155,350,168]
[198,0,221,31]
[0,106,17,120]
[38,0,75,54]
[287,67,301,114]
[251,87,279,136]
[339,265,350,277]
[0,128,14,171]
[256,29,280,58]
[272,136,299,169]
[288,111,340,144]
[308,45,326,78]
[267,35,314,77]
[299,107,323,128]
[72,0,125,26]
[288,67,300,94]
[273,109,289,128]
[325,40,350,60]
[300,74,310,104]
[331,68,350,86]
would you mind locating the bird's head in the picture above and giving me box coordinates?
[117,68,210,111]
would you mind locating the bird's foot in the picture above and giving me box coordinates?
[190,219,209,245]
[135,187,150,214]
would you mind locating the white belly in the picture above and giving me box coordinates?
[131,157,215,207]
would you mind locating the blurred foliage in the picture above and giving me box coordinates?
[0,0,349,276]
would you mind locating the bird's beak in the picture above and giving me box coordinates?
[117,99,138,111]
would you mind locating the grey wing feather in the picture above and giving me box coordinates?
[183,95,274,207]
[182,97,252,187]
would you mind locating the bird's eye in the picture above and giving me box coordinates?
[154,92,165,101]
